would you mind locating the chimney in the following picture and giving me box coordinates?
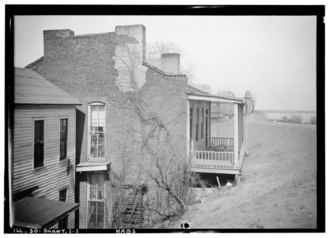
[43,29,74,58]
[115,24,146,62]
[161,53,180,74]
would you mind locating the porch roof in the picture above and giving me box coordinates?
[76,162,111,172]
[13,197,79,229]
[187,93,245,104]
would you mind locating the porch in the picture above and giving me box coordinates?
[187,92,247,175]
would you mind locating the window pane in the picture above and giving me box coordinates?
[34,120,44,143]
[88,201,104,229]
[34,120,44,168]
[58,216,68,229]
[60,119,68,160]
[96,215,104,227]
[98,105,105,127]
[89,201,96,214]
[97,188,104,200]
[97,133,105,158]
[60,141,67,159]
[97,202,104,215]
[91,106,98,127]
[90,186,97,200]
[89,104,105,159]
[59,188,67,201]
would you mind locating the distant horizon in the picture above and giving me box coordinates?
[254,109,316,113]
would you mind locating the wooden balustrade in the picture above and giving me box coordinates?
[190,150,235,170]
[211,137,234,148]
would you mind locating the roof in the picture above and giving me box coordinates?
[188,85,209,95]
[14,197,79,229]
[142,61,186,78]
[15,67,81,105]
[188,92,245,104]
[25,56,44,69]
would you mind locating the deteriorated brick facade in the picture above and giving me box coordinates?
[29,25,188,228]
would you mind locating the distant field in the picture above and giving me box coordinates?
[257,110,316,124]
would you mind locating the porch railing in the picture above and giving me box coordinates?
[190,151,235,170]
[211,137,234,149]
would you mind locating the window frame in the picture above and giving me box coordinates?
[86,172,106,229]
[59,118,68,161]
[88,102,106,161]
[33,119,45,169]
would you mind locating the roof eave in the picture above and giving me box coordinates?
[187,93,244,104]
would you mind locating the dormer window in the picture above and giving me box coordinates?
[88,103,105,160]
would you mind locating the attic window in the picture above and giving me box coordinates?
[88,103,105,160]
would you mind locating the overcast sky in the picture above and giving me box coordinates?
[14,15,316,111]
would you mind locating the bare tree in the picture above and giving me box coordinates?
[146,41,194,78]
[146,41,182,60]
[108,41,204,228]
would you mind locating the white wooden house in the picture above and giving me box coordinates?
[12,68,81,229]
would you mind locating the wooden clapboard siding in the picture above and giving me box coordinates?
[13,105,77,228]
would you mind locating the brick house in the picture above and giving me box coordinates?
[12,68,80,229]
[26,24,246,228]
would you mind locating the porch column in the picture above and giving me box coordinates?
[244,104,248,155]
[187,100,190,162]
[234,103,239,169]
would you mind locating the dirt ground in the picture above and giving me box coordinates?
[169,113,317,229]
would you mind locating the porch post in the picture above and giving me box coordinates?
[187,100,190,162]
[244,104,248,155]
[234,103,239,169]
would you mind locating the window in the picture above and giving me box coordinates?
[201,108,204,139]
[196,107,199,141]
[34,120,44,168]
[87,173,105,228]
[89,103,105,159]
[189,108,193,141]
[58,188,68,228]
[206,109,208,147]
[60,119,68,160]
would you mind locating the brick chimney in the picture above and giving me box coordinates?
[115,24,146,62]
[161,53,180,74]
[43,29,74,58]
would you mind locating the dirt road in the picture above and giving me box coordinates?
[171,113,317,229]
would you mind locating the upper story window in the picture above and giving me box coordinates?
[60,118,68,160]
[89,103,105,159]
[34,120,44,168]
